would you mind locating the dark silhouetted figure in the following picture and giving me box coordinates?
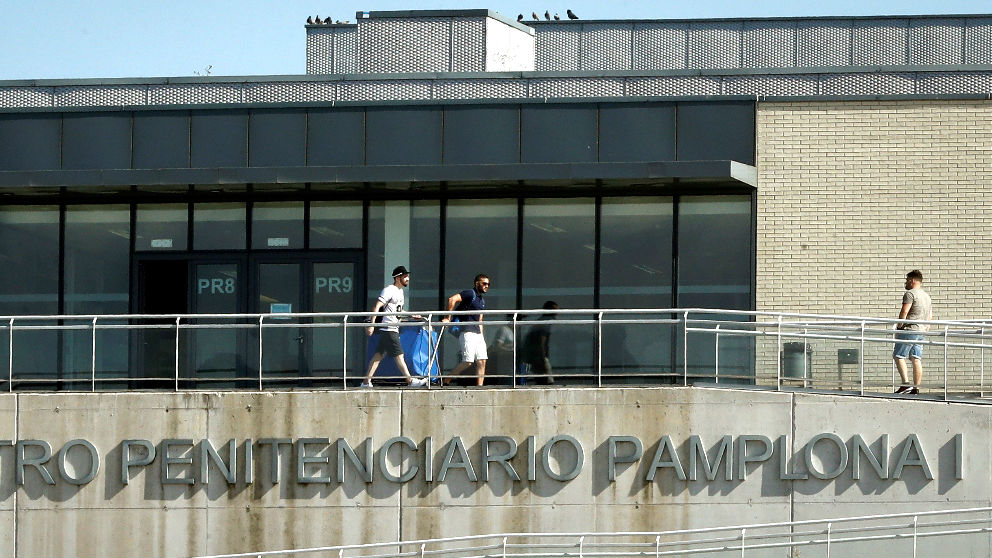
[532,12,539,20]
[554,13,561,20]
[324,16,332,24]
[307,16,314,24]
[567,9,579,19]
[517,14,524,21]
[544,10,550,19]
[315,14,321,24]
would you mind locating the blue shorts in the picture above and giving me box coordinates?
[893,332,924,360]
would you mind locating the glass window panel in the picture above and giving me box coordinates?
[193,203,246,250]
[521,198,595,383]
[0,206,59,381]
[252,202,304,250]
[677,195,753,382]
[600,197,675,382]
[192,263,243,386]
[368,201,441,312]
[64,205,131,382]
[136,203,188,251]
[310,201,363,249]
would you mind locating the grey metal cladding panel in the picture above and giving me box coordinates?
[132,111,190,169]
[249,109,306,167]
[0,113,60,171]
[307,27,335,74]
[910,19,964,65]
[676,102,754,165]
[627,75,721,97]
[633,23,687,70]
[190,110,248,168]
[917,72,992,94]
[819,72,915,95]
[359,18,449,73]
[743,22,795,69]
[54,85,146,107]
[852,19,909,66]
[797,21,851,67]
[307,108,365,166]
[688,22,742,70]
[338,80,431,101]
[335,28,358,74]
[581,23,633,71]
[599,103,675,163]
[62,112,131,170]
[365,106,442,165]
[964,18,992,64]
[452,18,485,72]
[433,79,527,100]
[724,75,817,96]
[535,25,580,71]
[442,105,519,164]
[520,104,597,164]
[529,77,624,98]
[0,86,53,108]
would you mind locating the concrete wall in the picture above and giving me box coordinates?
[755,99,992,388]
[0,388,988,557]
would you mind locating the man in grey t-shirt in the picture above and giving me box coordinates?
[893,269,933,395]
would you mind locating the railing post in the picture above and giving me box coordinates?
[714,324,720,384]
[91,317,98,391]
[655,535,660,558]
[338,549,343,558]
[826,522,831,558]
[511,313,517,387]
[860,321,866,396]
[342,314,349,390]
[420,543,425,558]
[597,312,603,388]
[578,535,584,558]
[912,515,918,558]
[776,316,782,391]
[740,528,746,558]
[8,318,14,392]
[502,536,508,558]
[981,326,986,397]
[258,315,265,391]
[943,326,949,401]
[174,316,181,392]
[683,311,689,386]
[803,327,808,389]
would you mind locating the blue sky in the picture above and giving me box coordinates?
[2,1,990,80]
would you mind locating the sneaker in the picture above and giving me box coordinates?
[359,381,373,388]
[895,385,911,394]
[908,387,920,395]
[409,376,428,387]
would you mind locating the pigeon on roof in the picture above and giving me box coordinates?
[544,10,550,19]
[517,14,524,21]
[532,12,539,20]
[567,9,579,19]
[307,16,314,24]
[323,16,332,23]
[315,14,321,24]
[554,13,560,20]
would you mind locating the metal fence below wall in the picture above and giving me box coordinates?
[1,308,989,401]
[3,69,992,109]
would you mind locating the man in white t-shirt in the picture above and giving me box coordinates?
[361,266,428,388]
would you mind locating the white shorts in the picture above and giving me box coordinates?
[459,331,488,363]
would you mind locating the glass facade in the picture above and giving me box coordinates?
[0,192,753,389]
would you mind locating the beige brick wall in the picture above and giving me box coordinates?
[755,100,992,392]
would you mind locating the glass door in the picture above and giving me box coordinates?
[311,259,364,386]
[256,261,303,385]
[191,260,245,387]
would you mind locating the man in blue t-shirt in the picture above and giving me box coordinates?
[441,273,489,386]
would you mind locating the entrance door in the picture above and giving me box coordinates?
[191,260,245,387]
[310,259,364,385]
[135,259,187,388]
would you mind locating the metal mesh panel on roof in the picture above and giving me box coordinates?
[916,71,992,94]
[337,79,431,101]
[451,18,486,72]
[852,19,909,66]
[54,85,146,107]
[909,19,964,65]
[307,27,335,74]
[688,22,742,69]
[244,82,336,104]
[743,22,795,69]
[964,18,992,64]
[819,72,915,95]
[581,23,633,71]
[432,79,527,99]
[632,23,687,70]
[535,23,580,71]
[0,87,53,108]
[359,18,450,73]
[148,83,243,105]
[334,28,358,74]
[724,74,817,96]
[529,77,624,98]
[626,75,721,97]
[797,21,851,67]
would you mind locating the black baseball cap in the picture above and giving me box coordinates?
[392,265,410,277]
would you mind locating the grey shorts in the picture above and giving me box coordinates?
[374,331,404,357]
